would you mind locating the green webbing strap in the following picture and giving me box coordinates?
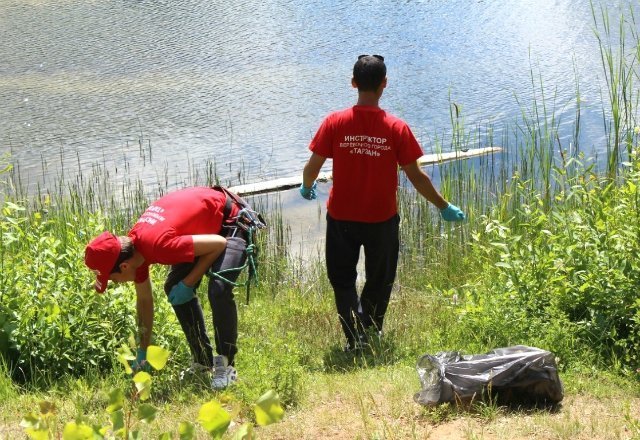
[206,226,259,305]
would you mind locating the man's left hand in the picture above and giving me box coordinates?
[168,281,195,305]
[440,203,466,221]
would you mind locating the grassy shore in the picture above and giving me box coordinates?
[0,284,638,439]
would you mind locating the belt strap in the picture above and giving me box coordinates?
[222,191,234,223]
[214,185,248,224]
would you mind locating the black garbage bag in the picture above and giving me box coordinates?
[414,345,563,407]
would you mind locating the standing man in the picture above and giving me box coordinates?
[300,54,465,351]
[84,186,265,388]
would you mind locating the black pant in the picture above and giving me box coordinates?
[164,235,247,367]
[325,213,400,345]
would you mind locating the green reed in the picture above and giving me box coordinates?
[591,0,639,178]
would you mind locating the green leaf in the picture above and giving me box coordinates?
[158,434,172,440]
[96,425,109,437]
[117,351,133,375]
[133,371,152,401]
[5,201,25,211]
[20,413,40,429]
[178,421,195,440]
[137,403,158,423]
[230,423,254,439]
[198,400,231,438]
[254,390,284,426]
[128,430,143,440]
[147,345,170,371]
[62,421,94,440]
[24,428,49,440]
[110,409,125,433]
[106,389,124,413]
[490,242,509,251]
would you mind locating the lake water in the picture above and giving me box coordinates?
[0,0,636,251]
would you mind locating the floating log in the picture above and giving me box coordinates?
[229,146,502,197]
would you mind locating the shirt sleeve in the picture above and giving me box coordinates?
[134,263,150,284]
[395,123,424,166]
[146,229,195,265]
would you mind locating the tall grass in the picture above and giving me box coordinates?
[591,0,639,177]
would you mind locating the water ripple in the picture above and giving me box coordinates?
[0,0,634,191]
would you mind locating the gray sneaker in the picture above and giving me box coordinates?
[211,355,237,390]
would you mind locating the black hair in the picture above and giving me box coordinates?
[110,236,135,274]
[353,55,386,92]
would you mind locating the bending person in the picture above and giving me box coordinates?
[85,186,264,389]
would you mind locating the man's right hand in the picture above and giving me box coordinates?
[299,181,317,200]
[168,281,195,305]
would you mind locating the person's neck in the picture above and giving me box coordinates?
[356,91,380,107]
[131,250,145,269]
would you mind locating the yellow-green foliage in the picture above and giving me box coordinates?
[0,202,184,384]
[21,345,285,439]
[458,157,640,370]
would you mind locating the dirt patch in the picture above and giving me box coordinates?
[257,390,640,440]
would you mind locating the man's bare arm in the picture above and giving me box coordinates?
[134,277,154,349]
[182,235,227,287]
[303,153,326,187]
[401,161,449,209]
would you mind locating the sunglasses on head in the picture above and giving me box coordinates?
[358,54,384,61]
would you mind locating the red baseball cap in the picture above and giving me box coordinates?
[84,231,121,293]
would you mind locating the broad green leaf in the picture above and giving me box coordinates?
[24,428,49,440]
[107,389,124,413]
[110,409,125,432]
[489,242,508,251]
[178,421,195,440]
[231,423,254,439]
[137,403,158,423]
[96,425,109,437]
[147,345,170,370]
[133,371,152,401]
[117,352,133,375]
[128,429,143,440]
[198,400,231,438]
[254,390,284,426]
[20,414,40,429]
[159,434,172,440]
[62,421,94,440]
[5,201,25,211]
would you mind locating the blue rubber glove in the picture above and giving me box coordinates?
[129,348,149,372]
[440,203,466,221]
[168,281,195,305]
[299,181,317,200]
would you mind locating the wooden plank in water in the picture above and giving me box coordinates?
[229,146,502,197]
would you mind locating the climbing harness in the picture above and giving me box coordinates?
[206,187,267,304]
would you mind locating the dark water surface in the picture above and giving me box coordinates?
[0,0,633,194]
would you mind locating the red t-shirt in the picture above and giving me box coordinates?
[309,105,423,222]
[127,187,233,283]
